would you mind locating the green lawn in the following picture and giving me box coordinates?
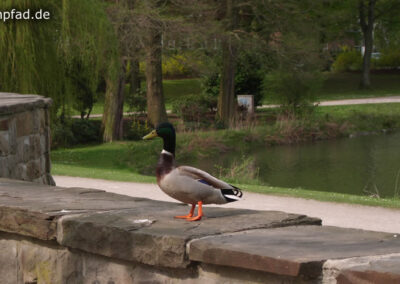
[163,78,202,109]
[262,72,400,104]
[318,72,400,101]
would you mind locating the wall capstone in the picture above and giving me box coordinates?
[0,93,54,185]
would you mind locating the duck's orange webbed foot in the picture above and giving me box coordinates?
[174,203,196,219]
[187,201,203,221]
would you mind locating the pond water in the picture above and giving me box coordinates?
[202,132,400,198]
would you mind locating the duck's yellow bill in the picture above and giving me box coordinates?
[143,130,158,140]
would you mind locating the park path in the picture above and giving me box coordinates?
[54,175,400,234]
[259,95,400,108]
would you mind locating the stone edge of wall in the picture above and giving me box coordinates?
[1,179,400,283]
[0,93,52,115]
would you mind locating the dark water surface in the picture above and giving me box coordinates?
[202,132,400,198]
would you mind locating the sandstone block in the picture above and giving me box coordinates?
[6,156,16,178]
[0,239,18,284]
[0,118,8,131]
[0,131,9,156]
[16,136,30,162]
[40,133,46,155]
[16,111,33,137]
[32,108,41,133]
[189,226,400,279]
[29,134,41,159]
[59,207,320,269]
[39,109,46,133]
[0,157,7,177]
[8,117,17,155]
[324,253,400,284]
[15,163,28,180]
[26,159,41,180]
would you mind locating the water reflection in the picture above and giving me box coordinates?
[202,132,400,197]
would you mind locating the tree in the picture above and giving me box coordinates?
[0,0,116,121]
[358,0,400,88]
[359,0,376,89]
[145,23,169,125]
[217,0,238,127]
[102,0,139,141]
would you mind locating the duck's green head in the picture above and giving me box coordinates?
[143,122,176,155]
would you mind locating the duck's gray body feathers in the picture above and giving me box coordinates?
[158,165,242,205]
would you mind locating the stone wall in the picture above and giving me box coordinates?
[1,178,400,283]
[0,93,54,185]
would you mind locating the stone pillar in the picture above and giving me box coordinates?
[0,93,55,185]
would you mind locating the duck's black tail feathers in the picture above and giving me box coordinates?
[221,185,243,203]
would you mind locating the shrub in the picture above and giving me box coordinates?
[263,70,323,115]
[51,119,101,149]
[125,119,152,141]
[70,119,102,144]
[331,50,363,72]
[171,94,216,125]
[376,48,400,68]
[51,121,76,149]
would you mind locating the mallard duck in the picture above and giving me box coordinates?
[143,122,243,221]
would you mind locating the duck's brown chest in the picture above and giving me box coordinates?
[156,153,175,184]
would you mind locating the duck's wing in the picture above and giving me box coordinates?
[177,166,243,201]
[177,166,232,189]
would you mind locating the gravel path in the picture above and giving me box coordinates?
[259,95,400,108]
[54,175,400,234]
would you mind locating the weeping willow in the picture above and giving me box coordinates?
[0,0,118,118]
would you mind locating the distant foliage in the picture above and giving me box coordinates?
[163,54,195,79]
[51,119,101,148]
[201,52,265,106]
[332,48,400,71]
[264,70,323,115]
[331,50,363,72]
[125,88,147,113]
[125,119,152,141]
[139,54,198,79]
[202,72,220,97]
[377,48,400,68]
[171,94,216,126]
[0,0,117,121]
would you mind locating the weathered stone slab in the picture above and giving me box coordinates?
[0,178,321,268]
[188,226,400,278]
[59,205,320,268]
[0,93,52,114]
[324,253,400,284]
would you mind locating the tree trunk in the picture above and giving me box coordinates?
[129,58,141,96]
[102,59,127,142]
[359,0,376,89]
[218,39,236,126]
[217,0,237,127]
[145,27,168,126]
